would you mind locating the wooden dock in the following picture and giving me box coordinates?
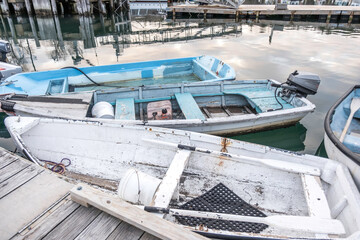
[168,4,360,23]
[0,147,204,240]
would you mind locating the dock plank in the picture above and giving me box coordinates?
[74,212,121,240]
[0,171,73,240]
[0,151,24,169]
[13,200,80,240]
[0,160,30,183]
[0,152,15,169]
[0,165,43,199]
[43,206,101,240]
[106,222,145,240]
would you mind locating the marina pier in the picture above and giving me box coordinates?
[168,4,360,24]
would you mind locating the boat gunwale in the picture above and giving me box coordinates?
[324,85,360,166]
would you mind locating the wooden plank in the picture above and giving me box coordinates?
[151,149,191,208]
[140,233,161,240]
[74,212,121,239]
[0,171,73,240]
[175,93,205,120]
[43,206,101,240]
[0,160,30,183]
[0,165,43,199]
[115,98,136,120]
[13,200,80,240]
[0,150,25,168]
[0,152,16,169]
[70,184,207,240]
[106,222,145,240]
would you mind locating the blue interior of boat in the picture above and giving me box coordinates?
[174,93,206,120]
[0,56,235,96]
[330,88,360,154]
[94,81,295,123]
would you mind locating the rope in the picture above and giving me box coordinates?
[40,158,71,175]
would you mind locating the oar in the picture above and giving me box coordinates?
[141,206,345,235]
[339,97,360,142]
[142,138,321,176]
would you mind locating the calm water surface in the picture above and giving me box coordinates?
[0,12,359,156]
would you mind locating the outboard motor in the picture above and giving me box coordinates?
[272,70,321,98]
[0,40,11,62]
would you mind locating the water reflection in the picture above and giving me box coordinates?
[0,12,358,73]
[232,123,307,152]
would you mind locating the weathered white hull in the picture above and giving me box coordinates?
[2,80,316,135]
[9,106,309,135]
[324,132,360,189]
[323,85,360,191]
[5,117,360,239]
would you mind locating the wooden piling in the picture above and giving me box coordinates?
[12,2,26,15]
[98,0,107,15]
[326,11,332,24]
[290,11,295,22]
[50,0,58,15]
[348,11,354,24]
[110,0,114,12]
[1,0,10,15]
[24,0,33,16]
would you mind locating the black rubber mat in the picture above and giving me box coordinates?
[176,183,268,233]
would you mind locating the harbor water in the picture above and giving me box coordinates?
[0,10,359,156]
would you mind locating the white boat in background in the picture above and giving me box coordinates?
[5,116,360,239]
[0,71,320,135]
[324,85,360,190]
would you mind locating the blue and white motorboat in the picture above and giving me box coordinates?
[0,56,235,96]
[0,71,320,135]
[324,85,360,189]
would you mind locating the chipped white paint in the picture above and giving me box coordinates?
[143,138,321,176]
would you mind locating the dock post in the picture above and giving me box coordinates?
[256,11,259,22]
[204,9,207,20]
[12,2,26,15]
[24,0,33,16]
[172,8,176,21]
[76,0,83,15]
[348,11,354,24]
[326,11,332,24]
[110,0,114,12]
[1,0,10,15]
[290,11,295,22]
[50,0,58,15]
[98,0,107,15]
[29,15,40,47]
[236,11,239,22]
